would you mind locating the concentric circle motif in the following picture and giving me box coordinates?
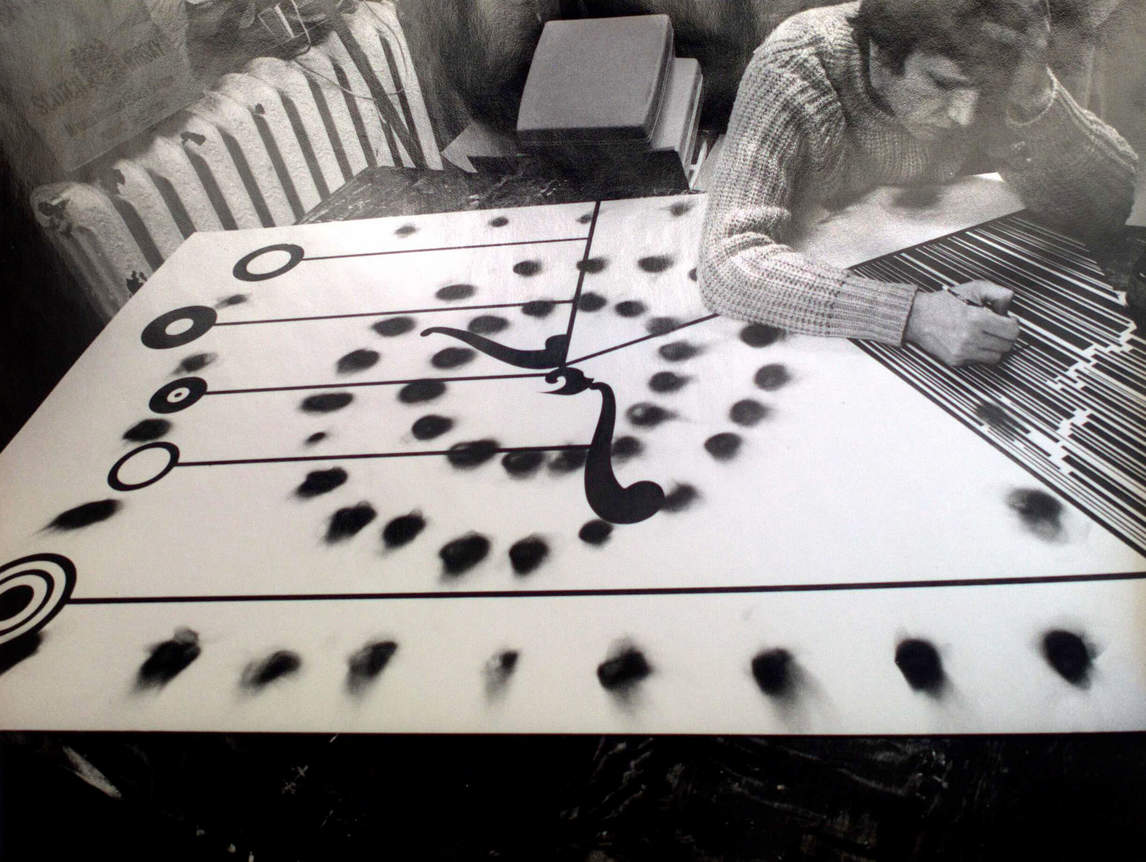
[108,441,180,491]
[232,243,305,282]
[141,306,217,349]
[0,554,76,645]
[149,377,207,414]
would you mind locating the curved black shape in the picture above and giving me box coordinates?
[544,367,591,395]
[0,554,76,645]
[141,306,217,349]
[583,380,664,524]
[420,327,567,369]
[232,243,304,281]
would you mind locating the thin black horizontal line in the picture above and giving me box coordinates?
[566,314,718,365]
[304,236,587,261]
[174,443,589,468]
[68,570,1146,605]
[214,300,574,327]
[205,372,548,395]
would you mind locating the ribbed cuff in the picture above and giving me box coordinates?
[834,273,918,345]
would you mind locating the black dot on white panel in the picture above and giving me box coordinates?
[446,439,500,469]
[411,414,453,440]
[659,341,702,362]
[894,638,945,694]
[301,392,354,413]
[295,467,348,499]
[215,293,248,308]
[1042,629,1093,686]
[668,200,693,217]
[576,257,608,275]
[489,216,509,227]
[436,283,477,302]
[394,223,417,237]
[548,448,587,474]
[484,649,519,696]
[502,450,545,478]
[1007,488,1063,541]
[49,499,122,531]
[382,512,426,548]
[123,418,172,442]
[512,260,542,277]
[754,364,791,391]
[648,371,688,393]
[577,212,593,224]
[508,535,549,575]
[729,399,769,426]
[611,435,643,461]
[704,432,743,462]
[241,650,301,691]
[398,380,446,404]
[175,352,216,375]
[137,628,200,690]
[336,348,380,374]
[468,315,510,335]
[373,316,416,337]
[521,300,556,318]
[578,519,613,546]
[304,431,328,446]
[626,403,675,428]
[637,254,673,273]
[346,640,397,694]
[577,291,607,311]
[614,300,646,318]
[751,648,794,697]
[439,533,491,576]
[597,645,652,692]
[662,484,699,513]
[646,316,680,336]
[325,502,377,543]
[688,267,697,282]
[739,323,784,348]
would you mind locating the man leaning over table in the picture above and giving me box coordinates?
[698,0,1137,366]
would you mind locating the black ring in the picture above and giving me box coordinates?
[108,441,180,491]
[0,554,76,644]
[150,377,207,414]
[233,243,305,281]
[141,306,218,349]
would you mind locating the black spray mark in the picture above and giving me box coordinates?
[579,519,613,545]
[0,632,41,677]
[431,347,476,369]
[325,502,377,542]
[704,432,743,461]
[730,399,770,426]
[513,260,542,276]
[615,300,646,317]
[336,349,380,374]
[301,392,353,413]
[373,316,416,337]
[137,628,200,689]
[305,431,328,446]
[577,291,607,311]
[659,341,702,362]
[439,533,491,576]
[751,648,794,697]
[447,439,500,468]
[215,294,248,308]
[49,499,121,530]
[398,380,446,404]
[468,315,509,335]
[1042,629,1092,686]
[626,403,675,428]
[548,448,588,474]
[688,267,697,281]
[668,200,693,216]
[394,223,417,236]
[508,536,549,575]
[646,316,680,335]
[502,450,545,477]
[895,639,945,694]
[521,300,556,318]
[176,353,216,374]
[411,414,453,440]
[648,371,688,393]
[638,255,673,273]
[976,401,1023,437]
[754,364,791,391]
[1007,488,1063,540]
[576,258,608,275]
[739,324,784,347]
[597,645,652,691]
[382,512,426,548]
[347,640,397,693]
[436,283,476,301]
[295,467,348,498]
[484,649,519,695]
[123,418,172,442]
[612,436,643,460]
[489,216,509,227]
[663,484,699,513]
[241,650,301,690]
[577,212,593,224]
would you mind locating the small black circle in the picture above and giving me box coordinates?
[232,243,304,281]
[150,378,207,414]
[108,442,180,491]
[141,307,217,350]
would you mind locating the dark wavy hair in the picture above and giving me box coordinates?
[850,0,1031,82]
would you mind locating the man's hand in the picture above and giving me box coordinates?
[904,281,1021,366]
[981,0,1054,117]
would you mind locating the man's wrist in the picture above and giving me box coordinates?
[1008,68,1055,122]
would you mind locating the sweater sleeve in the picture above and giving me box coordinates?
[698,44,918,345]
[996,72,1138,235]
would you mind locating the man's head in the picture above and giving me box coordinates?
[852,0,1035,139]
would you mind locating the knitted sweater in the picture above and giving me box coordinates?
[698,2,1138,345]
